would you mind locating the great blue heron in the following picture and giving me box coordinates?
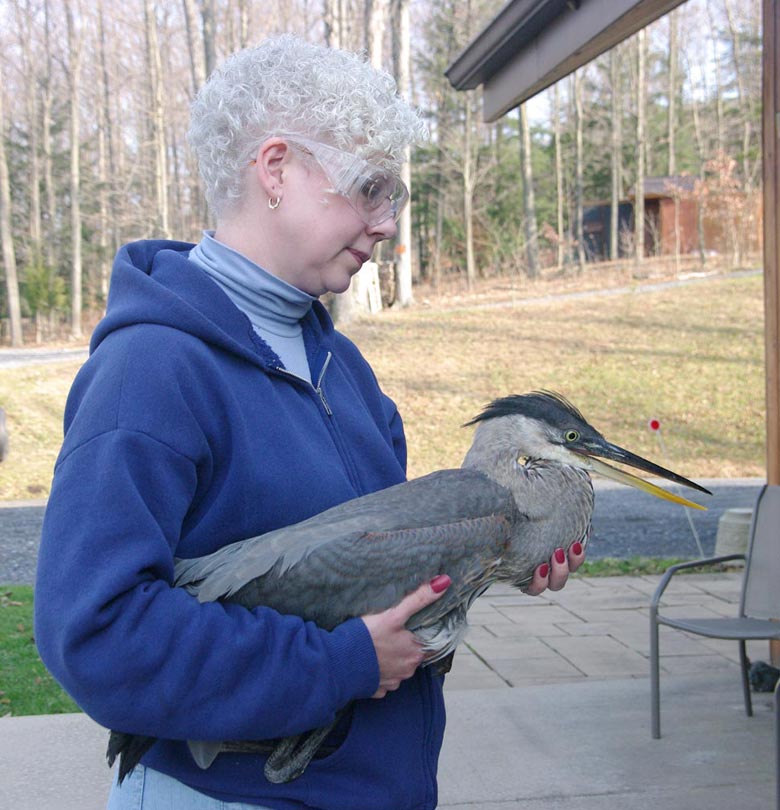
[107,391,709,784]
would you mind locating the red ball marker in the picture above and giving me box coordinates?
[648,419,661,431]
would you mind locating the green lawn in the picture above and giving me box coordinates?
[0,586,79,716]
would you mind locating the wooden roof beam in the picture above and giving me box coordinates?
[446,0,686,122]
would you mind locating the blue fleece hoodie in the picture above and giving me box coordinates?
[34,240,446,809]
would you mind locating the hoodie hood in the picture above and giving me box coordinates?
[91,240,335,369]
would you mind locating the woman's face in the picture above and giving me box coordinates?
[269,147,400,297]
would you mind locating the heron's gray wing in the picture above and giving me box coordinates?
[173,468,518,626]
[234,510,517,629]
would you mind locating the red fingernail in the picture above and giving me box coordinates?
[554,548,566,564]
[571,542,583,556]
[538,563,549,579]
[430,575,451,593]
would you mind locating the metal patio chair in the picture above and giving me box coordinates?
[650,483,780,743]
[775,676,780,809]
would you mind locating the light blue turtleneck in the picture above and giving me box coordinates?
[189,231,315,382]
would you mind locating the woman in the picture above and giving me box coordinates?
[34,35,585,810]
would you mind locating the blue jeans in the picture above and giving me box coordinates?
[106,765,274,809]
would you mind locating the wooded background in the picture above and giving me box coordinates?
[0,0,763,345]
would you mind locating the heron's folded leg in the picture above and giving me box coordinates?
[264,708,348,784]
[433,651,455,675]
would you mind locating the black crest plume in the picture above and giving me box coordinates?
[464,390,586,428]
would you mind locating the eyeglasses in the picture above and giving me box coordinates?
[277,135,409,227]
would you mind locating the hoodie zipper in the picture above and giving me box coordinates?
[272,351,333,416]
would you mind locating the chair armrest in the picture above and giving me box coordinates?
[650,554,746,609]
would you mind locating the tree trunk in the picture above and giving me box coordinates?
[552,83,565,270]
[323,0,345,49]
[573,71,585,272]
[331,0,381,325]
[0,60,23,347]
[66,3,83,339]
[145,0,171,238]
[705,2,725,156]
[519,104,538,279]
[365,0,387,64]
[668,10,680,274]
[690,86,708,267]
[97,0,114,303]
[16,0,42,264]
[667,12,677,178]
[463,93,477,291]
[724,0,756,191]
[610,47,622,262]
[199,0,217,78]
[41,0,56,270]
[433,175,444,291]
[635,29,646,266]
[393,0,413,307]
[182,0,207,94]
[237,0,250,49]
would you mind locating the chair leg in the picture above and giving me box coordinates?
[775,677,780,810]
[739,640,753,717]
[650,607,661,739]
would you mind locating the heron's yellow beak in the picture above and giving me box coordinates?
[585,456,708,510]
[569,437,710,510]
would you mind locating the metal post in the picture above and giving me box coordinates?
[650,604,661,738]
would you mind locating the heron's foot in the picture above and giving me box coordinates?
[263,717,339,784]
[433,651,455,675]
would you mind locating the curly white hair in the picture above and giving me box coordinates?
[188,34,428,219]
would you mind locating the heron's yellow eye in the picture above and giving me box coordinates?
[565,430,579,442]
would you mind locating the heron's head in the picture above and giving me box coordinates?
[464,391,710,510]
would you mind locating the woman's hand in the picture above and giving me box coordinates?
[361,575,451,698]
[523,541,586,596]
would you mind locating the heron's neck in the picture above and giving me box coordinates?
[461,415,593,516]
[461,416,534,489]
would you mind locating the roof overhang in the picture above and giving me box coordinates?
[446,0,687,121]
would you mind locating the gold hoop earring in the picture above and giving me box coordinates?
[268,196,281,210]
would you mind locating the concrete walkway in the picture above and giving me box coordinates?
[1,572,776,809]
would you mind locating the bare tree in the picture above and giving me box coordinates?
[705,0,725,155]
[182,0,208,94]
[634,28,646,266]
[552,82,565,270]
[324,0,349,49]
[145,0,171,238]
[41,0,57,270]
[365,0,387,63]
[392,0,414,307]
[65,2,84,339]
[14,0,43,266]
[667,9,681,273]
[462,89,478,290]
[609,46,622,262]
[0,60,23,346]
[323,0,339,47]
[518,103,538,278]
[199,0,217,77]
[97,0,117,302]
[723,0,760,190]
[573,70,585,272]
